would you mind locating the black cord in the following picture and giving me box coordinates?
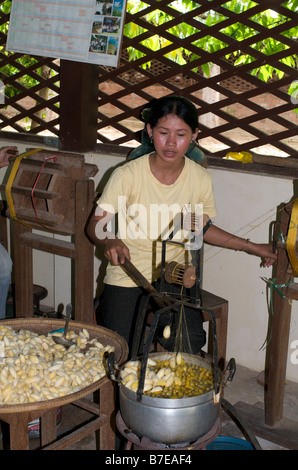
[221,398,262,450]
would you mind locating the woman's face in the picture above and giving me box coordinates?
[147,113,198,165]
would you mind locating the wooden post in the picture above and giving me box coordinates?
[59,60,98,153]
[99,379,116,450]
[40,409,57,447]
[7,413,30,450]
[264,203,293,426]
[74,179,95,323]
[13,221,34,317]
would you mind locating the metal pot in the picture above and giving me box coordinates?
[107,351,235,445]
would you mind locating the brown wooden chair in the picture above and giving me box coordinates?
[200,289,228,371]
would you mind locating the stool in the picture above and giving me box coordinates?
[200,289,228,371]
[32,284,48,315]
[6,284,48,317]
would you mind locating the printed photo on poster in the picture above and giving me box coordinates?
[88,0,125,65]
[6,0,127,67]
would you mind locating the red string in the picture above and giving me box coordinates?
[31,155,58,231]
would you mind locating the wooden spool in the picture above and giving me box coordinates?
[2,149,98,235]
[164,261,196,289]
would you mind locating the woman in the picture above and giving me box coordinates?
[87,96,276,354]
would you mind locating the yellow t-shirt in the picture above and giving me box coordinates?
[97,154,217,287]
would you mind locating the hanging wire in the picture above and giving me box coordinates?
[172,287,193,355]
[203,198,297,265]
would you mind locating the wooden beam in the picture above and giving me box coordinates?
[285,282,298,300]
[20,232,76,258]
[232,402,298,450]
[59,60,98,153]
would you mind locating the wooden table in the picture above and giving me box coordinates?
[0,379,115,450]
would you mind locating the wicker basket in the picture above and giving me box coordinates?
[0,318,128,414]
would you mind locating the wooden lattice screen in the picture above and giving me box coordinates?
[0,0,59,136]
[0,0,298,162]
[97,0,298,159]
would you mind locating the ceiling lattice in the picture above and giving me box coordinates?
[0,0,297,158]
[97,0,298,158]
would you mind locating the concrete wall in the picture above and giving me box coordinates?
[203,169,297,382]
[1,140,297,382]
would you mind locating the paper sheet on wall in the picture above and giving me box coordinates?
[6,0,127,67]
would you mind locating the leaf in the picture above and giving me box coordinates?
[201,62,211,77]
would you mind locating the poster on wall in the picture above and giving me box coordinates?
[6,0,127,67]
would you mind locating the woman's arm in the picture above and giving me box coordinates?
[203,223,277,267]
[86,206,130,266]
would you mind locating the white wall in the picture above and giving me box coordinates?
[203,169,298,382]
[1,141,297,381]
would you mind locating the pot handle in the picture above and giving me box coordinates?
[103,351,121,382]
[223,357,236,386]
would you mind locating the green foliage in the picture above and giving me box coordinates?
[289,80,298,113]
[0,0,297,101]
[124,0,298,85]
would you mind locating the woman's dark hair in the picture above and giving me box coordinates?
[145,96,199,133]
[128,95,205,163]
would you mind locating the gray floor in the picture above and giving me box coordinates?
[221,365,298,450]
[30,365,298,450]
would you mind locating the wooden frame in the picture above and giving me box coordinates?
[13,179,95,323]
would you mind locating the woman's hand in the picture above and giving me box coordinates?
[203,224,277,267]
[103,238,130,266]
[247,243,277,267]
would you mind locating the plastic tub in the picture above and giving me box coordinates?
[206,436,254,450]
